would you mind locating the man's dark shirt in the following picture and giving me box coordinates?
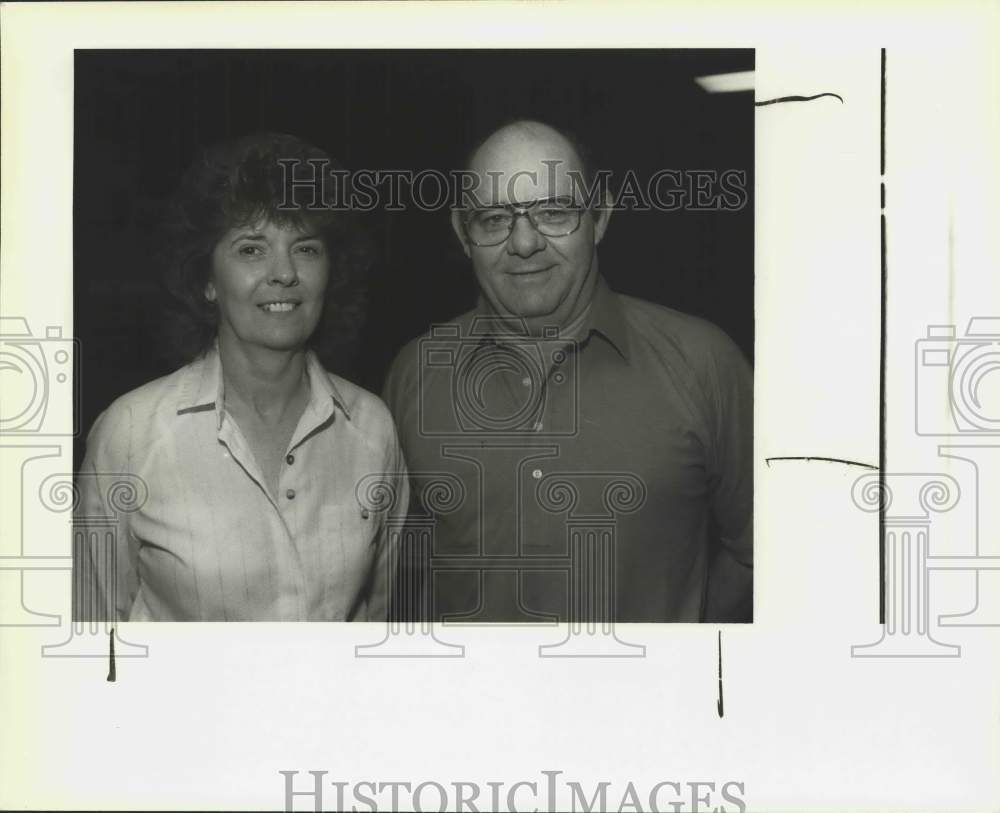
[383,275,753,622]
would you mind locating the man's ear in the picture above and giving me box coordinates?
[451,209,472,259]
[592,189,613,246]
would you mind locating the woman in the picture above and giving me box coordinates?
[74,133,407,621]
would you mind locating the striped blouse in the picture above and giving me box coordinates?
[73,346,407,621]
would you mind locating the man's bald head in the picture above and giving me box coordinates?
[462,120,595,206]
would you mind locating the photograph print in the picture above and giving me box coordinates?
[71,48,755,624]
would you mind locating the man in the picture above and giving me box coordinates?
[383,120,752,623]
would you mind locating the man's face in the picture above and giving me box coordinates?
[452,125,610,333]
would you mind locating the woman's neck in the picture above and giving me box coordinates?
[217,333,309,423]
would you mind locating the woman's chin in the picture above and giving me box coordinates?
[223,330,314,356]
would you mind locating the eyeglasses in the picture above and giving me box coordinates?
[461,197,586,247]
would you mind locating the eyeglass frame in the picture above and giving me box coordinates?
[458,196,594,248]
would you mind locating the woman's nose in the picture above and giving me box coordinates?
[269,251,300,285]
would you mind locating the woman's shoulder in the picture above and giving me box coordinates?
[87,360,205,440]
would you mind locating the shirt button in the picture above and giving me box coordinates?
[285,489,296,500]
[531,468,543,480]
[286,453,295,465]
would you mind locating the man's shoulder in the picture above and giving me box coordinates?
[614,291,748,370]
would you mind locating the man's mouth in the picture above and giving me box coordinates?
[258,301,300,313]
[507,264,554,276]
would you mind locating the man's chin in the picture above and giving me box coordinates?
[496,292,561,321]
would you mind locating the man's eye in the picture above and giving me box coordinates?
[535,208,574,224]
[475,212,511,229]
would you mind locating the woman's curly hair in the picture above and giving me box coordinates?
[157,132,372,372]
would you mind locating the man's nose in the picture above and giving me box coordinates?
[268,250,300,285]
[505,214,546,257]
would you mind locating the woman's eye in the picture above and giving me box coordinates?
[295,243,324,256]
[237,244,264,257]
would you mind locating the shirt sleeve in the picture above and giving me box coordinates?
[364,420,410,622]
[73,402,139,622]
[381,339,418,438]
[702,328,754,567]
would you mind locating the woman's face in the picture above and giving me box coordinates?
[207,219,329,356]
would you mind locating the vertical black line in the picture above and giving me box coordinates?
[879,47,887,624]
[879,214,887,625]
[107,628,117,683]
[880,49,886,176]
[716,630,724,718]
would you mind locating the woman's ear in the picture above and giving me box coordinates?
[204,282,217,303]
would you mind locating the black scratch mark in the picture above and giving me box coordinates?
[716,631,724,718]
[107,628,116,683]
[879,47,888,624]
[765,456,878,470]
[881,48,887,175]
[755,92,845,107]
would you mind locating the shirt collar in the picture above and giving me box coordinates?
[175,343,352,429]
[584,274,631,363]
[470,273,631,362]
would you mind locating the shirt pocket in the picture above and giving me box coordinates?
[316,502,383,604]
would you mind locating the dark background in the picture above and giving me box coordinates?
[74,49,754,467]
